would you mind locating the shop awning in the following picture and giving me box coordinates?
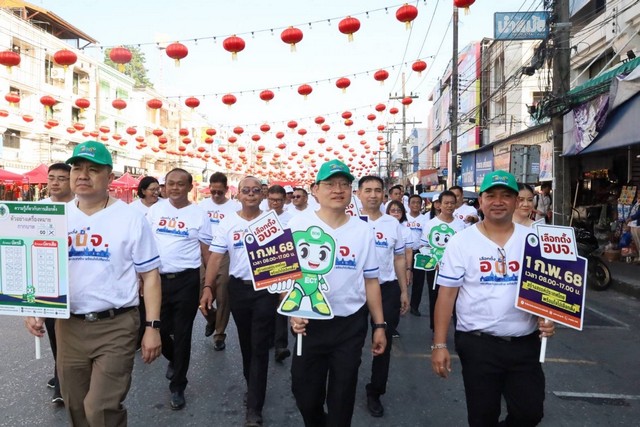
[579,92,640,154]
[567,57,640,105]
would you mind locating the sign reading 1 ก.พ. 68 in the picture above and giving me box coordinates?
[516,225,587,330]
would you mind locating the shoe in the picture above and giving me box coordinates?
[47,377,55,389]
[391,329,400,338]
[367,394,384,417]
[204,321,215,338]
[274,348,291,363]
[245,409,263,426]
[51,390,64,405]
[410,307,421,316]
[165,363,175,380]
[213,340,226,351]
[170,391,185,410]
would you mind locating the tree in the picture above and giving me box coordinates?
[104,45,153,88]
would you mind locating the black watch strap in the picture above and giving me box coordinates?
[372,322,387,330]
[145,320,161,329]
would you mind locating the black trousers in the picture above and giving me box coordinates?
[44,317,59,391]
[409,250,426,311]
[291,305,368,427]
[160,268,200,393]
[426,269,438,331]
[228,276,279,413]
[367,280,401,397]
[455,331,545,427]
[274,313,289,350]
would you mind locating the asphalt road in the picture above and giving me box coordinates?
[0,287,638,426]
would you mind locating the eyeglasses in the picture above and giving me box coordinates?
[319,181,351,190]
[48,176,69,182]
[210,190,225,196]
[268,198,284,203]
[292,195,304,199]
[146,186,160,193]
[240,187,262,195]
[497,248,507,277]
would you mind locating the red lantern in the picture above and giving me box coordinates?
[374,69,389,85]
[281,27,303,52]
[206,128,217,136]
[251,134,261,142]
[21,114,33,122]
[179,128,189,137]
[111,98,127,111]
[158,136,168,144]
[152,129,164,137]
[257,145,265,152]
[375,103,386,112]
[297,141,305,148]
[135,136,144,143]
[357,129,366,136]
[53,49,77,70]
[233,126,244,135]
[40,95,57,108]
[236,146,245,153]
[147,98,163,110]
[205,137,214,144]
[112,133,122,141]
[396,4,418,29]
[197,146,206,153]
[222,94,237,107]
[314,116,325,125]
[321,124,330,132]
[276,131,285,139]
[119,140,128,147]
[287,120,298,130]
[182,137,192,144]
[318,138,326,144]
[109,47,132,72]
[166,42,188,66]
[337,134,346,141]
[66,127,76,134]
[338,16,361,42]
[377,124,385,131]
[75,98,90,110]
[185,97,200,109]
[74,123,85,131]
[344,119,353,127]
[401,97,413,106]
[298,129,307,136]
[4,92,20,106]
[0,50,20,72]
[336,77,351,93]
[46,119,59,127]
[89,130,99,138]
[454,0,476,13]
[223,35,245,60]
[412,60,427,75]
[278,143,286,150]
[99,126,110,134]
[126,127,137,136]
[367,114,376,121]
[341,111,352,120]
[259,90,274,103]
[298,84,313,99]
[390,107,399,115]
[260,123,271,133]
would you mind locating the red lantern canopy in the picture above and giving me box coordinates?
[126,127,137,136]
[298,84,313,99]
[40,95,57,108]
[338,16,361,42]
[4,92,20,106]
[206,128,217,136]
[259,89,274,103]
[179,128,189,137]
[276,131,285,139]
[166,42,188,66]
[336,77,351,93]
[321,124,330,132]
[412,60,427,75]
[152,129,164,137]
[147,98,163,110]
[222,94,237,107]
[375,103,386,112]
[454,0,476,13]
[389,107,399,115]
[396,4,418,29]
[233,126,244,135]
[75,98,90,110]
[401,97,413,106]
[281,27,304,52]
[287,120,298,130]
[251,134,261,142]
[111,98,127,111]
[53,49,77,70]
[0,50,20,72]
[314,116,325,125]
[374,69,389,85]
[223,35,245,60]
[367,114,376,121]
[108,47,132,72]
[185,97,200,109]
[259,123,271,133]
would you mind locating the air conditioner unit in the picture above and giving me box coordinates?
[50,67,65,80]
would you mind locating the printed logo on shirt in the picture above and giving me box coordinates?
[156,217,188,237]
[335,245,357,270]
[207,211,224,224]
[374,231,389,249]
[68,227,110,261]
[479,255,520,284]
[232,230,246,248]
[406,221,422,232]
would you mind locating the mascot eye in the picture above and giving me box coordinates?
[319,249,328,261]
[300,247,309,258]
[444,235,450,243]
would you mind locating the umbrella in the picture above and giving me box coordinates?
[23,164,49,184]
[0,168,25,183]
[111,172,140,188]
[463,190,479,199]
[419,191,440,200]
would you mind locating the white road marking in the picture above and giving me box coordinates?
[554,392,640,400]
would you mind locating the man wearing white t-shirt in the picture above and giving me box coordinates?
[406,194,428,317]
[201,176,279,427]
[288,187,314,216]
[432,170,555,427]
[286,160,386,427]
[26,141,162,426]
[198,172,240,350]
[147,168,212,410]
[357,176,409,418]
[451,185,479,227]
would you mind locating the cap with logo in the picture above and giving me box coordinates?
[479,170,518,194]
[284,185,294,193]
[66,140,113,167]
[315,159,355,183]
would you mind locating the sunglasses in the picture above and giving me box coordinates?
[292,195,304,199]
[240,187,262,195]
[210,190,225,196]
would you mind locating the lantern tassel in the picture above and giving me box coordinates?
[290,44,297,53]
[232,52,238,61]
[117,64,125,72]
[405,21,411,30]
[464,7,470,15]
[174,58,181,67]
[348,34,354,42]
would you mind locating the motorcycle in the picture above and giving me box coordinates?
[573,219,612,291]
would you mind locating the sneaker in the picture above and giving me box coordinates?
[47,377,56,389]
[274,348,291,363]
[213,339,226,351]
[51,390,63,405]
[366,394,384,417]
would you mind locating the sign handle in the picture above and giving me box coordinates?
[539,317,550,363]
[35,317,41,360]
[296,333,303,356]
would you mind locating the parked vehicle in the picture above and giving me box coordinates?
[572,212,612,291]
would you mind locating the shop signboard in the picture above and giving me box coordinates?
[461,153,475,187]
[495,11,549,40]
[475,150,493,185]
[510,144,541,184]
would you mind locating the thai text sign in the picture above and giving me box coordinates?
[495,12,549,40]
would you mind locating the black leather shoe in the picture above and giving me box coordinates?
[367,394,384,417]
[274,348,291,363]
[170,391,185,410]
[204,322,215,337]
[410,307,421,316]
[165,363,175,380]
[245,409,263,426]
[214,339,226,351]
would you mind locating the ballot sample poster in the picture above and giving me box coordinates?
[0,202,69,318]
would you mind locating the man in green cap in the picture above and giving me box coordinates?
[431,170,555,426]
[25,140,163,426]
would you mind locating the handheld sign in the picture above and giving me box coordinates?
[244,211,302,292]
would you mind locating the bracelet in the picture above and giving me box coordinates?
[430,343,447,351]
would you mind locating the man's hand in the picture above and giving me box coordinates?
[290,316,308,336]
[400,290,410,315]
[140,329,162,364]
[431,348,452,378]
[538,318,555,338]
[269,278,294,293]
[371,328,387,356]
[199,286,215,317]
[24,317,45,337]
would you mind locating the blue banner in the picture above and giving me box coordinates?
[475,150,493,185]
[494,12,549,40]
[461,153,475,187]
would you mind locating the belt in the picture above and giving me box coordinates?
[70,306,136,322]
[463,330,537,343]
[160,268,199,280]
[229,275,253,286]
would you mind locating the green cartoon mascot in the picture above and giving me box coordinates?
[422,223,457,270]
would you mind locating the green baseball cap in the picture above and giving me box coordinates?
[315,159,355,183]
[479,170,518,194]
[66,140,113,167]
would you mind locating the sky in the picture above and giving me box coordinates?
[33,0,544,176]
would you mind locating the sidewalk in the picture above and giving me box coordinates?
[603,259,640,299]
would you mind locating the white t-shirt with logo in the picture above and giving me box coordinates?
[209,211,257,281]
[420,216,466,248]
[437,224,538,337]
[406,212,427,250]
[67,200,161,314]
[369,214,407,283]
[130,199,151,216]
[199,197,241,233]
[288,212,379,317]
[147,201,211,274]
[453,203,478,228]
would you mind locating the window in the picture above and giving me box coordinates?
[116,88,128,99]
[72,107,80,123]
[44,58,53,84]
[3,129,20,149]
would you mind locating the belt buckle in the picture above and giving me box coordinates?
[84,312,99,322]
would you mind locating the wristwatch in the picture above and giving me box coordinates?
[372,322,387,330]
[145,320,161,329]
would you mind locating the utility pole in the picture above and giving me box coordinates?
[551,0,570,225]
[389,73,420,187]
[449,6,459,188]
